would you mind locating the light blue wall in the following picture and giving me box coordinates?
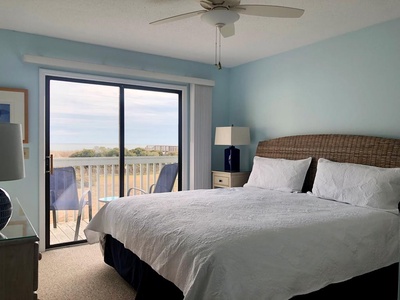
[229,18,400,172]
[2,17,400,234]
[0,29,230,232]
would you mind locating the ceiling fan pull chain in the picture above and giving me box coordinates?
[214,26,218,66]
[218,29,222,69]
[214,25,222,70]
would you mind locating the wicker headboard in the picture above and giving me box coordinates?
[256,134,400,192]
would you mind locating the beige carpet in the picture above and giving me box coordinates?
[38,243,136,300]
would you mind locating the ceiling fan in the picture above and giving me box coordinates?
[150,0,305,68]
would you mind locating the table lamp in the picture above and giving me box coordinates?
[0,123,25,231]
[215,125,250,172]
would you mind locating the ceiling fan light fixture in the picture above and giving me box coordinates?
[201,9,240,26]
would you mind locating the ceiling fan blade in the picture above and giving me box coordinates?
[200,0,214,10]
[220,23,235,38]
[232,5,304,18]
[150,10,206,25]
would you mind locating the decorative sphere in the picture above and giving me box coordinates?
[0,188,13,230]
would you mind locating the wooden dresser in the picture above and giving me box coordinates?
[0,197,39,300]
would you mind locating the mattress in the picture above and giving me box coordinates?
[85,187,399,300]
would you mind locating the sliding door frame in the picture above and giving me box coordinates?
[39,69,189,250]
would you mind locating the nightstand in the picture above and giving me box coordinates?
[212,171,250,188]
[0,197,39,300]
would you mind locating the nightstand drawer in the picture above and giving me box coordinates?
[214,175,230,187]
[212,171,250,188]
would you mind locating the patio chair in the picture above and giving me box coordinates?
[50,167,92,241]
[127,163,178,196]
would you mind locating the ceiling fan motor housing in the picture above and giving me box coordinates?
[200,0,241,10]
[201,8,240,26]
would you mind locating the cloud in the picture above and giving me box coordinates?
[49,80,179,147]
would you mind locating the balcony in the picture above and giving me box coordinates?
[50,156,178,244]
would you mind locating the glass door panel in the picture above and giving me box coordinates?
[46,77,182,249]
[124,88,179,195]
[47,79,119,247]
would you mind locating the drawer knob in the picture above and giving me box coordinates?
[219,179,222,182]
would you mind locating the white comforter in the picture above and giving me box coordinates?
[85,187,399,300]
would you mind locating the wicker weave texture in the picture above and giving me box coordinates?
[255,134,400,192]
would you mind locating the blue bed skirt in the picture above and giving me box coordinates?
[104,234,183,300]
[103,234,398,299]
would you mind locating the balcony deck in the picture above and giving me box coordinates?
[49,156,178,245]
[50,219,90,244]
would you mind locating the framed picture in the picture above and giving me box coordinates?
[0,87,28,143]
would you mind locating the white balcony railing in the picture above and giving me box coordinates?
[52,156,178,225]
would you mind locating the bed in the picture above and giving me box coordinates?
[85,134,400,299]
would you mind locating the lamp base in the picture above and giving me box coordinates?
[0,188,12,231]
[224,146,240,172]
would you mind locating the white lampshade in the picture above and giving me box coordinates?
[215,126,250,146]
[0,123,25,181]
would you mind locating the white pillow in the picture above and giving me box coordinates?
[244,156,312,192]
[312,158,400,211]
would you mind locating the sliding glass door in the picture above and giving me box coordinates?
[124,87,181,195]
[45,76,181,248]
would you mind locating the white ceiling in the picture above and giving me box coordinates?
[1,0,400,68]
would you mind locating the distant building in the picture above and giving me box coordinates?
[145,145,178,154]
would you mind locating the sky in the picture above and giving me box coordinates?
[50,80,179,150]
